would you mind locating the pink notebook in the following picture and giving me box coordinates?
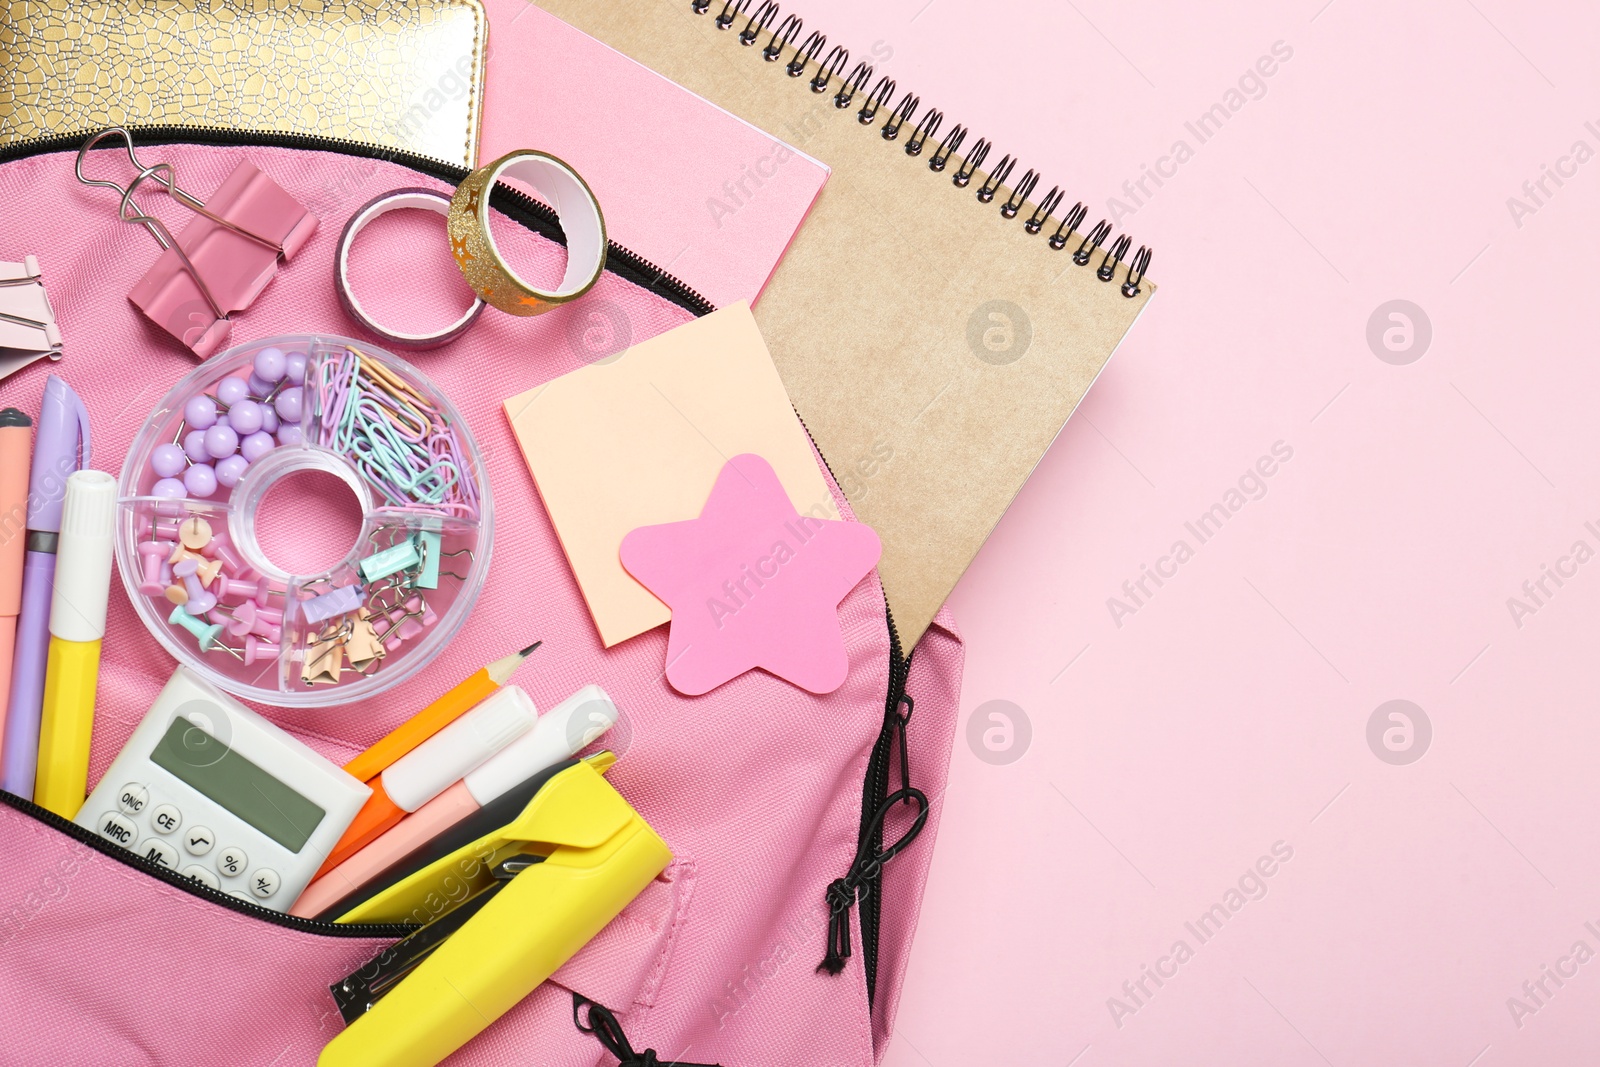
[479,0,829,308]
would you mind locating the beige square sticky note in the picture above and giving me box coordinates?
[504,302,839,646]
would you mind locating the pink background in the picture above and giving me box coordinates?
[747,1,1600,1065]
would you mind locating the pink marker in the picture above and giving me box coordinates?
[288,685,617,918]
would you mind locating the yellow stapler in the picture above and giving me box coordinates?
[318,753,672,1067]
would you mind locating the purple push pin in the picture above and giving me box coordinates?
[203,424,238,459]
[228,399,263,435]
[241,431,275,463]
[274,386,304,424]
[253,347,287,383]
[151,477,187,501]
[278,424,304,447]
[215,454,250,488]
[182,429,210,464]
[150,443,187,479]
[183,394,219,430]
[216,376,249,407]
[285,350,308,385]
[182,463,218,499]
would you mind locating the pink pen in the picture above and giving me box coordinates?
[289,684,618,918]
[0,408,32,761]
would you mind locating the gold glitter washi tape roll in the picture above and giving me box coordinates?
[447,150,607,317]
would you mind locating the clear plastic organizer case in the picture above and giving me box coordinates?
[115,334,493,707]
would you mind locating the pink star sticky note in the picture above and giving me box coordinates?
[619,454,882,696]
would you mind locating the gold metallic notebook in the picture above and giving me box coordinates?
[0,0,486,168]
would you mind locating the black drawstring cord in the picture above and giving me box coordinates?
[819,785,928,974]
[573,994,722,1067]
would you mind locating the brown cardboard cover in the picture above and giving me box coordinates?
[538,0,1154,646]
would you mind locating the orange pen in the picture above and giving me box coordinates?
[0,408,34,755]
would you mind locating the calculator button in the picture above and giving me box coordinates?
[183,826,215,856]
[95,811,137,847]
[181,865,220,890]
[116,784,149,815]
[249,868,281,899]
[139,838,179,869]
[216,846,248,878]
[150,805,182,835]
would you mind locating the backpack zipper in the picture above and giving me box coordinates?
[0,789,416,938]
[0,125,717,320]
[0,126,918,1004]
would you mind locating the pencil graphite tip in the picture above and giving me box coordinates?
[487,640,542,686]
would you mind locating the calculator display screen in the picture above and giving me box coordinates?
[151,716,326,853]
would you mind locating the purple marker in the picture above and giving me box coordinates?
[2,375,89,797]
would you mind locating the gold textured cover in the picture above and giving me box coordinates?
[0,0,486,168]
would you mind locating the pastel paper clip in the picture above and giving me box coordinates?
[75,128,318,358]
[0,256,62,381]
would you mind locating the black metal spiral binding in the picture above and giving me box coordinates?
[689,0,1154,297]
[952,137,990,187]
[1026,185,1064,234]
[1097,234,1132,281]
[1050,201,1087,249]
[788,31,827,76]
[905,108,942,156]
[812,45,849,93]
[714,0,749,30]
[834,61,872,108]
[858,75,895,125]
[1073,219,1112,265]
[929,123,967,172]
[1001,168,1039,218]
[881,92,919,141]
[739,0,777,44]
[1122,245,1152,297]
[763,13,803,61]
[976,153,1016,203]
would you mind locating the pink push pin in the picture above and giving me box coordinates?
[138,541,174,595]
[396,618,424,642]
[145,515,183,541]
[243,634,280,666]
[203,530,247,574]
[213,574,262,602]
[226,600,283,640]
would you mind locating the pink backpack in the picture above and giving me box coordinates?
[0,135,964,1067]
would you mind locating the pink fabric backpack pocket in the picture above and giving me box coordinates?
[0,133,966,1067]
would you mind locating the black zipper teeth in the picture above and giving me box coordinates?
[0,126,911,997]
[859,616,909,1004]
[0,124,718,319]
[794,407,909,1006]
[0,789,417,937]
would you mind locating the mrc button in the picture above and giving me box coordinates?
[97,811,137,846]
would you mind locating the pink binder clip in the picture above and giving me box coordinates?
[75,128,318,358]
[0,256,62,381]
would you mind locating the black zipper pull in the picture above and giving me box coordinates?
[818,785,928,974]
[891,693,914,803]
[573,993,722,1066]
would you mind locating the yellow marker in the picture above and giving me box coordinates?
[34,470,116,818]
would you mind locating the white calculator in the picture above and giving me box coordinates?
[75,666,371,912]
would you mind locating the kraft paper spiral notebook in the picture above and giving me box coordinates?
[536,0,1157,647]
